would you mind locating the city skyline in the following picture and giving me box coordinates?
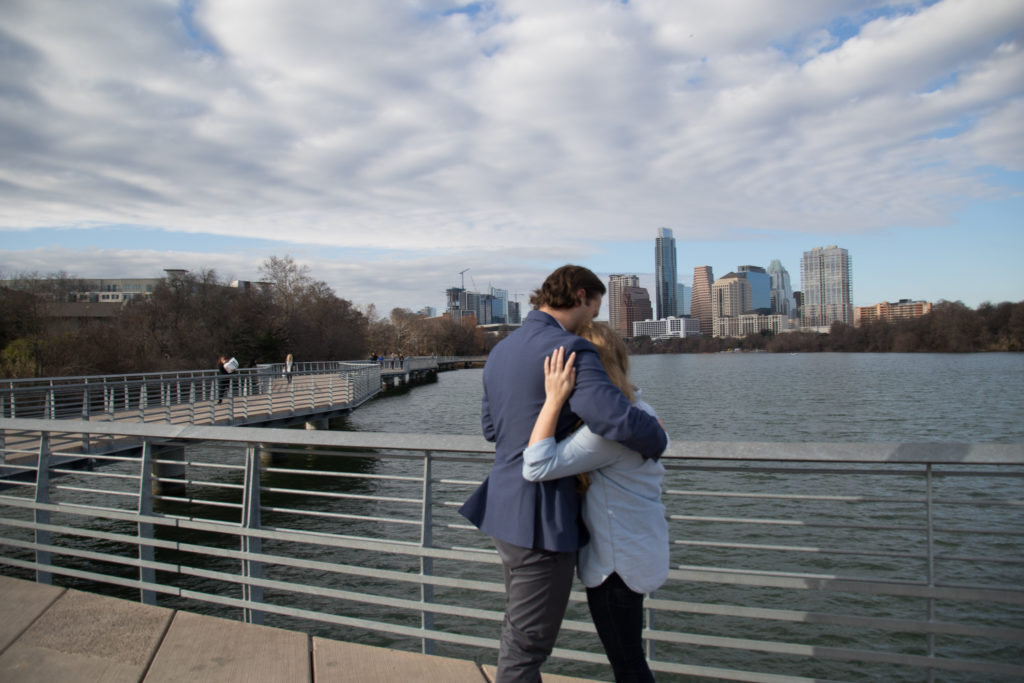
[1,1,1021,315]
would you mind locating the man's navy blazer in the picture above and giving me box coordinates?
[459,310,667,552]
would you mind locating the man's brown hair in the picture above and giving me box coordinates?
[529,265,606,310]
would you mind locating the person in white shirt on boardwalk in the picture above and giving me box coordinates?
[522,322,668,683]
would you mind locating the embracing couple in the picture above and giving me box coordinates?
[460,265,669,683]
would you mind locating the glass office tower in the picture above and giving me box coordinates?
[655,227,678,319]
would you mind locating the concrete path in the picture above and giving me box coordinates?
[0,575,600,682]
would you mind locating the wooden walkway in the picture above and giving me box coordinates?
[0,375,366,471]
[0,575,599,682]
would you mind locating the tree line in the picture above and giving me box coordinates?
[0,256,494,378]
[2,259,1021,378]
[626,300,1024,355]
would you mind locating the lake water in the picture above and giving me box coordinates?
[345,352,1024,443]
[334,352,1024,680]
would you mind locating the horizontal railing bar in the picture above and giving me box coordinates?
[672,539,926,560]
[669,566,1024,603]
[262,506,420,527]
[665,489,924,504]
[149,496,243,511]
[0,498,414,566]
[50,470,139,483]
[168,540,506,595]
[174,460,244,471]
[646,628,1024,676]
[183,565,503,623]
[931,498,1024,506]
[52,485,136,500]
[934,553,1024,564]
[79,454,146,465]
[264,466,422,483]
[260,487,420,505]
[669,489,1023,508]
[5,418,1024,464]
[0,556,179,597]
[635,658,834,683]
[175,585,505,653]
[157,478,244,491]
[644,597,1024,641]
[0,463,37,474]
[0,518,192,555]
[672,514,924,532]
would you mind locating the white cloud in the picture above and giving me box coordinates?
[0,0,1022,308]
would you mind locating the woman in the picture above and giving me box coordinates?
[522,322,668,683]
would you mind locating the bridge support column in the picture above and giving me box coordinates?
[151,444,187,497]
[258,443,288,466]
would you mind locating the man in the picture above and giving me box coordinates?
[460,265,667,682]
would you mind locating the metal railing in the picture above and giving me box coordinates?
[0,418,1021,682]
[0,362,383,427]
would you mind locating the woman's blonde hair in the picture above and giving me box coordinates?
[579,322,635,403]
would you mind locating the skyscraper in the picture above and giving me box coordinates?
[654,228,678,319]
[675,283,691,316]
[691,266,714,336]
[712,273,753,319]
[736,265,770,312]
[609,274,640,337]
[767,259,797,317]
[800,245,853,328]
[622,285,653,336]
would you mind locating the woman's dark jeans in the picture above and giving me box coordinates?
[586,572,654,682]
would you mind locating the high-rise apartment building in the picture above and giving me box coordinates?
[655,228,678,319]
[854,299,932,326]
[712,272,753,319]
[800,245,853,328]
[608,274,639,337]
[691,266,714,336]
[622,286,653,336]
[767,259,797,317]
[489,286,509,324]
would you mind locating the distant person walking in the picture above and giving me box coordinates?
[283,353,294,387]
[216,355,230,403]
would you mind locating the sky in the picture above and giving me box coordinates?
[1,0,1022,319]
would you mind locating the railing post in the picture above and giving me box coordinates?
[81,379,91,453]
[164,378,172,423]
[926,463,935,683]
[241,444,264,625]
[34,433,52,585]
[138,440,156,605]
[420,452,435,655]
[645,596,655,663]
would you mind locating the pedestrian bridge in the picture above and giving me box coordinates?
[0,417,1020,681]
[0,358,483,467]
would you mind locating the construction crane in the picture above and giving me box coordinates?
[458,268,469,290]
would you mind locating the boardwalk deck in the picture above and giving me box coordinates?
[0,575,599,682]
[0,374,367,471]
